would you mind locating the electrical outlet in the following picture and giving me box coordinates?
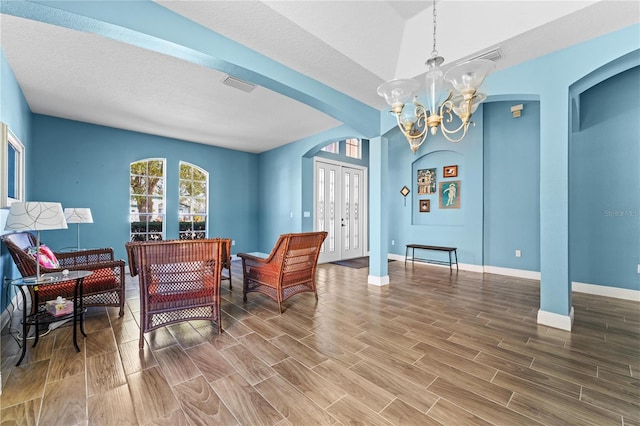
[515,250,521,257]
[232,240,236,246]
[637,264,640,274]
[391,240,395,246]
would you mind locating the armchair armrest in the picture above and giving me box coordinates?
[237,252,281,286]
[35,258,125,277]
[237,252,271,265]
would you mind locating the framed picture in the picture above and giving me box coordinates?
[443,165,458,178]
[439,180,461,209]
[417,168,436,194]
[419,199,430,212]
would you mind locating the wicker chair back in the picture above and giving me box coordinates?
[238,231,327,313]
[125,238,228,348]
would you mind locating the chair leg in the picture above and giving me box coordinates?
[242,276,249,302]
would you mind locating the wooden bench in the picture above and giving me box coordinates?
[405,244,458,271]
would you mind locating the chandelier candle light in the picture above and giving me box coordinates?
[377,0,494,153]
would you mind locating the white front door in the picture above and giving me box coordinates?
[315,159,367,263]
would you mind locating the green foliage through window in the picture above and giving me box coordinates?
[179,162,208,240]
[130,159,165,241]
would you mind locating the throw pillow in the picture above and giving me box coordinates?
[27,245,60,269]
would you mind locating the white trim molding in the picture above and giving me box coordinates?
[368,275,390,287]
[573,281,640,301]
[537,306,575,331]
[484,265,541,280]
[461,263,484,273]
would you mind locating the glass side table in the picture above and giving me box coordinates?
[11,270,92,366]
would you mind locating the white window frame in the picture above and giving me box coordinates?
[345,138,361,159]
[178,161,209,240]
[1,122,25,208]
[129,158,166,241]
[321,141,339,154]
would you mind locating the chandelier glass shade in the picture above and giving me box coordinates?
[377,1,494,153]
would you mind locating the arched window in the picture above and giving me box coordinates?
[321,141,339,154]
[179,162,208,240]
[130,159,165,241]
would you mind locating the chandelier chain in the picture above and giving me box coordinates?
[431,0,438,58]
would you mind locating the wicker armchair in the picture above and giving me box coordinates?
[1,232,126,316]
[125,238,228,349]
[238,231,327,313]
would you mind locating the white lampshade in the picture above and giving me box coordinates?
[5,202,68,232]
[64,208,94,224]
[5,202,67,281]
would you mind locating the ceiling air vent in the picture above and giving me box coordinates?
[467,48,502,62]
[222,75,256,93]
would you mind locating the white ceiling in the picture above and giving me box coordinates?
[1,1,638,153]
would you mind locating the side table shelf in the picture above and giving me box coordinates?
[11,270,92,366]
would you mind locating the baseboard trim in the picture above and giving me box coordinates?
[484,265,541,280]
[368,275,389,287]
[573,281,640,301]
[460,263,484,273]
[537,306,574,331]
[390,255,639,302]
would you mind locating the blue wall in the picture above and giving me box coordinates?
[1,23,639,321]
[257,125,368,252]
[28,115,259,261]
[570,66,639,290]
[1,48,32,313]
[483,24,639,315]
[386,110,485,266]
[483,101,541,271]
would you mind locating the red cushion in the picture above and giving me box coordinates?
[148,276,216,305]
[36,268,119,303]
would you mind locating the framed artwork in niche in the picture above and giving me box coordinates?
[440,180,460,209]
[443,165,458,178]
[419,199,430,212]
[417,168,436,194]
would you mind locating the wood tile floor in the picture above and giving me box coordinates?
[1,260,638,425]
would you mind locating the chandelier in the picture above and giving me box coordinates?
[377,0,494,153]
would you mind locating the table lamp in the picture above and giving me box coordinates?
[4,201,68,282]
[64,208,93,250]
